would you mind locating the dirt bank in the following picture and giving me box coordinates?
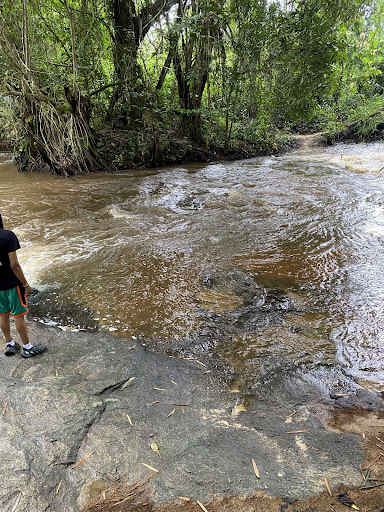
[95,129,296,172]
[85,488,384,512]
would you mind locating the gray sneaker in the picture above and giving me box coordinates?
[21,344,47,358]
[4,342,20,356]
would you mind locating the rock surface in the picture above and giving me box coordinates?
[0,321,383,512]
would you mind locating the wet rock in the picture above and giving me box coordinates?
[188,271,297,380]
[29,289,100,332]
[200,271,295,312]
[0,322,383,512]
[177,194,205,210]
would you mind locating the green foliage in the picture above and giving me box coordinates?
[0,0,382,173]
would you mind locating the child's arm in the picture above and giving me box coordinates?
[9,251,32,296]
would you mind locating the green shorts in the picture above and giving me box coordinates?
[0,286,28,317]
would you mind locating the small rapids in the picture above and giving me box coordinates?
[1,143,384,389]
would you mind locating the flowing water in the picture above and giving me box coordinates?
[1,143,384,389]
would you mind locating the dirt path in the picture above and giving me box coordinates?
[292,132,327,148]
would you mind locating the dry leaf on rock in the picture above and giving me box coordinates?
[120,377,136,390]
[252,459,260,479]
[151,442,160,455]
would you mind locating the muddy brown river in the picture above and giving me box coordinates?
[1,143,384,390]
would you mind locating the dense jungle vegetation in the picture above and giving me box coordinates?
[0,0,383,175]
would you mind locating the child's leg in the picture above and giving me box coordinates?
[14,315,30,345]
[0,313,12,342]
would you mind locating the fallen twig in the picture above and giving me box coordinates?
[56,479,63,494]
[286,410,300,418]
[197,500,209,512]
[252,459,260,479]
[71,451,94,469]
[324,476,332,496]
[141,463,158,473]
[11,492,21,512]
[184,357,207,367]
[286,430,309,434]
[363,453,383,470]
[2,402,7,415]
[112,495,135,507]
[361,482,384,490]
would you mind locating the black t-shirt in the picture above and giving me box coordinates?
[0,229,22,291]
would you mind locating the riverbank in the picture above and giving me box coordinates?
[1,320,383,512]
[89,129,298,173]
[4,127,383,175]
[2,129,298,174]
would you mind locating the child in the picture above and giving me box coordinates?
[0,214,46,358]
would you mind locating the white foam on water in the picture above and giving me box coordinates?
[107,205,138,220]
[286,142,384,175]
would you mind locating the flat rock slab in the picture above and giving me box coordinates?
[0,322,382,512]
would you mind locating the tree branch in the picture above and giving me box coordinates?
[156,49,173,90]
[140,0,178,41]
[89,81,121,97]
[3,89,71,114]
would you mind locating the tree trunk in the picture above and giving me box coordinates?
[107,0,178,127]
